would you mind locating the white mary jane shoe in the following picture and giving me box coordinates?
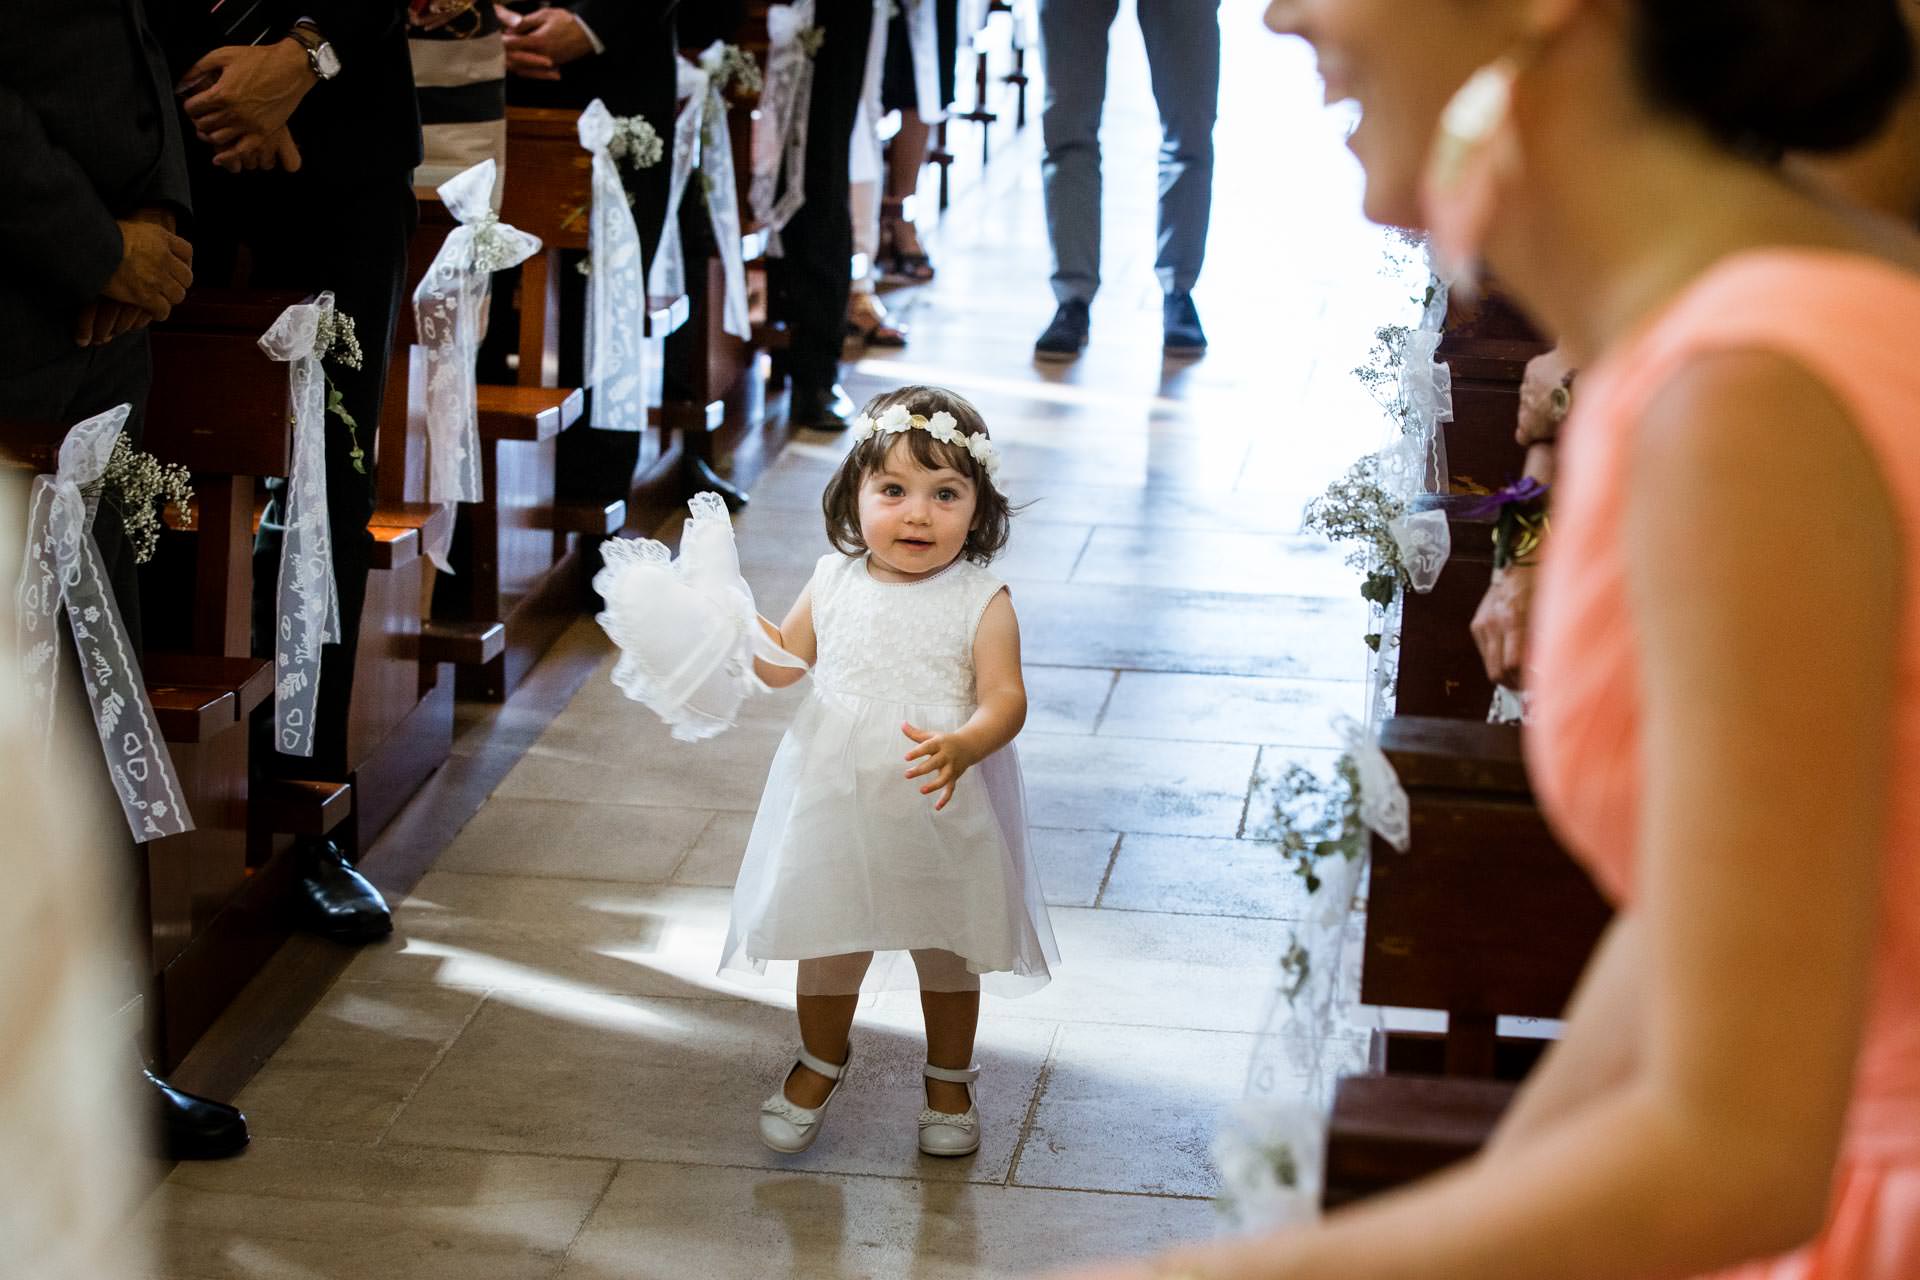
[918,1062,982,1157]
[758,1047,848,1154]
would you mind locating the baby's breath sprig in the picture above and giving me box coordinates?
[1302,453,1408,588]
[708,43,763,99]
[796,25,825,58]
[608,114,665,170]
[84,435,194,565]
[315,308,369,474]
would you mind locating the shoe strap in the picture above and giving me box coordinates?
[796,1047,847,1081]
[923,1062,979,1084]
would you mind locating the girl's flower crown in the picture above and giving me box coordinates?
[850,404,1002,479]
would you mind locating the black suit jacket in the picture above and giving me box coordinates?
[149,0,421,182]
[0,0,192,373]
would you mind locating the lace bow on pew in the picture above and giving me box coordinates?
[650,50,752,341]
[412,158,543,572]
[593,493,806,742]
[752,1,818,248]
[258,293,343,758]
[577,99,650,432]
[14,405,192,839]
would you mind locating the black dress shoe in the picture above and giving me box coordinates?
[1163,292,1208,355]
[148,1070,249,1161]
[295,838,393,944]
[1033,299,1091,363]
[789,382,856,431]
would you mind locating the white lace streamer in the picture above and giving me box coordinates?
[752,1,817,248]
[578,100,650,432]
[258,294,343,758]
[901,0,945,124]
[14,405,193,839]
[649,50,753,342]
[412,158,543,572]
[1387,507,1451,593]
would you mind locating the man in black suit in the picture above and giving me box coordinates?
[151,0,421,942]
[0,0,259,1163]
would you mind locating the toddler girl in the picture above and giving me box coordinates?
[730,385,1057,1156]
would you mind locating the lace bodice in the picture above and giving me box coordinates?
[809,553,1007,707]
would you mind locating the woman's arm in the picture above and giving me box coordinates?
[753,582,816,688]
[904,589,1027,809]
[1058,349,1901,1280]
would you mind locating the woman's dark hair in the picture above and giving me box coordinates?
[821,385,1014,565]
[1632,0,1914,157]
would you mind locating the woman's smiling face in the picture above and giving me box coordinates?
[1263,0,1523,228]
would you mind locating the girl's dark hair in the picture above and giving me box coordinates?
[821,385,1014,565]
[1631,0,1913,157]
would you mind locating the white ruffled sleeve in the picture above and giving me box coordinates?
[592,494,806,741]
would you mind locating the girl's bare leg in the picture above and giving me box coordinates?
[913,949,981,1113]
[788,953,874,1106]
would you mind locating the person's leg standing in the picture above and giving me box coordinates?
[1135,0,1220,353]
[777,0,867,428]
[1034,0,1118,358]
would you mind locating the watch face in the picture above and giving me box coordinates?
[314,42,342,78]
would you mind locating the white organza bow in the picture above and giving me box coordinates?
[593,493,806,742]
[752,1,817,246]
[14,405,193,839]
[412,158,543,572]
[578,99,649,432]
[258,293,343,758]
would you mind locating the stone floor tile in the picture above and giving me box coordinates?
[1099,671,1366,747]
[557,1161,1215,1280]
[1023,665,1114,736]
[1018,731,1258,838]
[1011,1023,1258,1197]
[232,981,486,1143]
[434,798,718,883]
[143,1138,614,1280]
[344,872,737,998]
[997,519,1095,584]
[1099,833,1309,920]
[1017,580,1372,681]
[387,993,1055,1188]
[669,810,759,886]
[1031,827,1121,908]
[1072,526,1361,600]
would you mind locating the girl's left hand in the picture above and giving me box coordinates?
[902,722,980,811]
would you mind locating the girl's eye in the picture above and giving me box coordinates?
[882,484,905,497]
[938,489,958,502]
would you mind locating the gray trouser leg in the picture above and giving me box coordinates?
[1039,0,1120,305]
[1136,0,1221,295]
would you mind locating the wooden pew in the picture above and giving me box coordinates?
[1394,493,1498,720]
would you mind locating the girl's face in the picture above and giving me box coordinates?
[857,438,980,580]
[1263,0,1522,227]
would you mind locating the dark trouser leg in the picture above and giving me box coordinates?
[1135,0,1220,296]
[1037,0,1119,305]
[773,0,868,392]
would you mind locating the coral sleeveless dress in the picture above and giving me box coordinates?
[1528,250,1920,1278]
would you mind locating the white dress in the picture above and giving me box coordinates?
[720,552,1059,997]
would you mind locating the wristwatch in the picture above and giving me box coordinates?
[289,20,341,80]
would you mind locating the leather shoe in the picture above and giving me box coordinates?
[1163,292,1208,355]
[789,382,856,431]
[148,1070,249,1161]
[1033,299,1091,363]
[295,838,393,944]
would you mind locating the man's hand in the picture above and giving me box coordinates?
[411,0,479,31]
[177,41,316,156]
[902,722,982,811]
[74,301,154,347]
[501,5,595,81]
[212,125,304,174]
[101,216,193,322]
[1470,562,1537,687]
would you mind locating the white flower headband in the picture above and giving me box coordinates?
[850,404,1002,479]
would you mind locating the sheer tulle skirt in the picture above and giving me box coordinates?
[720,682,1059,997]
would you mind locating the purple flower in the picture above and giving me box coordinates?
[1463,477,1547,520]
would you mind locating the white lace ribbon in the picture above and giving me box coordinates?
[901,0,945,123]
[752,1,817,247]
[258,293,343,758]
[578,100,649,432]
[14,405,193,839]
[648,60,707,306]
[412,158,543,572]
[696,43,752,340]
[1387,507,1451,593]
[1334,712,1409,852]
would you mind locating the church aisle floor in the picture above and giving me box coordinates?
[141,4,1418,1275]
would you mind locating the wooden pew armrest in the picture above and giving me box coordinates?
[539,498,626,536]
[368,521,421,571]
[1323,1074,1515,1210]
[143,654,274,722]
[645,292,691,338]
[1379,715,1531,796]
[420,619,507,667]
[476,384,584,441]
[148,683,237,743]
[257,778,353,837]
